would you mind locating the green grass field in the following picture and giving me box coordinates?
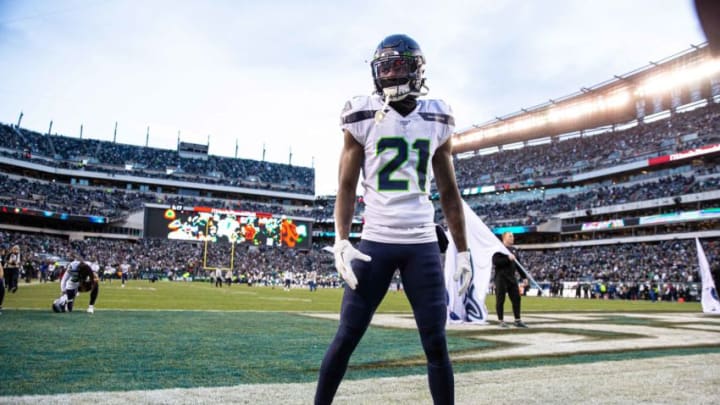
[0,280,709,397]
[1,279,703,312]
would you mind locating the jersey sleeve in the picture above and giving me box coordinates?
[60,268,70,292]
[340,96,375,145]
[432,99,455,146]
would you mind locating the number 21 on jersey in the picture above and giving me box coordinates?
[376,137,430,192]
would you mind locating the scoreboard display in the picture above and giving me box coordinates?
[144,205,311,249]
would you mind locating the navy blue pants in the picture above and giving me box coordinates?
[315,240,453,405]
[65,288,77,312]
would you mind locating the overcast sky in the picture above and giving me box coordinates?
[0,0,707,196]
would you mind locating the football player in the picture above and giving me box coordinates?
[315,34,470,405]
[283,269,293,291]
[56,260,100,313]
[214,268,223,287]
[120,261,130,288]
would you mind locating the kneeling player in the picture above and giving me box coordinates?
[54,261,100,313]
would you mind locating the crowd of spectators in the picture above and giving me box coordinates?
[458,173,719,226]
[518,238,718,284]
[310,171,719,226]
[1,230,717,298]
[0,122,315,194]
[5,166,713,224]
[310,104,720,224]
[0,174,313,219]
[453,102,720,189]
[3,101,720,298]
[311,196,366,222]
[518,238,720,302]
[0,174,146,217]
[0,230,338,288]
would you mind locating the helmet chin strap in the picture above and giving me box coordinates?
[374,81,429,123]
[374,93,392,123]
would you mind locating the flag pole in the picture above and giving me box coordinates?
[515,260,543,293]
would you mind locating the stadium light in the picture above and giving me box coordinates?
[636,58,720,96]
[548,90,631,123]
[458,58,720,146]
[456,89,631,145]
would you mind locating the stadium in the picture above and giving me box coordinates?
[2,2,720,404]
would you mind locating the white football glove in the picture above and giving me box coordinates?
[454,251,473,296]
[333,239,371,290]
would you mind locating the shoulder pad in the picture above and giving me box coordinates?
[340,95,382,125]
[418,99,454,126]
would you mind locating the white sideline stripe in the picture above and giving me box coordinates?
[3,354,719,404]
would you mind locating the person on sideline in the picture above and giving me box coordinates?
[492,232,527,328]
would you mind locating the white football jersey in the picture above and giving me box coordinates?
[341,95,455,244]
[61,260,83,291]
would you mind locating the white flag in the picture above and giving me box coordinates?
[696,238,720,314]
[445,200,510,324]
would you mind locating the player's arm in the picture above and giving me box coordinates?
[432,137,467,252]
[60,267,70,293]
[333,129,370,290]
[492,252,511,267]
[434,137,472,295]
[334,129,363,240]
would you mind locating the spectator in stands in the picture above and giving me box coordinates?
[0,230,715,303]
[1,122,316,195]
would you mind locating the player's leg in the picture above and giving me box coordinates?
[495,276,507,323]
[400,242,453,405]
[507,279,523,324]
[315,240,397,405]
[88,281,99,313]
[65,289,77,312]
